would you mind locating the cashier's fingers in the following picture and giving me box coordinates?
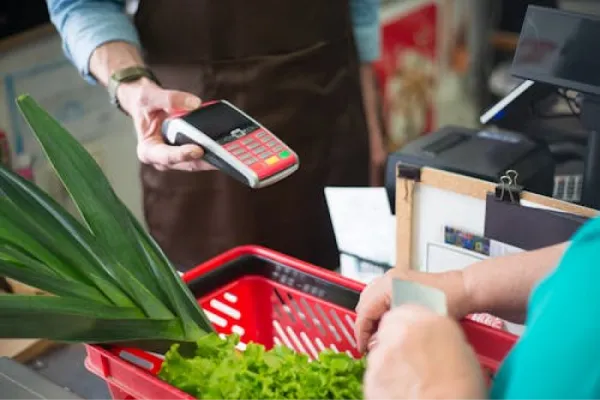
[170,159,216,172]
[354,275,393,353]
[138,86,202,114]
[138,137,205,167]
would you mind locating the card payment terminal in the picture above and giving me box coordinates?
[162,100,299,188]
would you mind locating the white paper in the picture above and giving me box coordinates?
[338,253,387,285]
[325,187,395,267]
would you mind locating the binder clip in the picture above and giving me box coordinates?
[495,170,523,204]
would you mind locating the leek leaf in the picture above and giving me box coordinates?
[0,173,177,317]
[0,200,74,280]
[134,219,214,334]
[0,261,106,303]
[0,94,215,348]
[16,96,165,297]
[17,95,211,338]
[0,244,108,303]
[0,295,185,343]
[0,166,136,301]
[1,100,174,319]
[0,196,137,308]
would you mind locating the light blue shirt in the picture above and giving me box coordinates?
[46,0,381,85]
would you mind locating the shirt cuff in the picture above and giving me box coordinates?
[354,23,381,63]
[62,12,141,84]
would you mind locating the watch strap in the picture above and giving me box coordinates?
[108,66,160,113]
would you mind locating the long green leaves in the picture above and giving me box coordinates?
[17,95,212,336]
[0,94,214,347]
[0,296,184,342]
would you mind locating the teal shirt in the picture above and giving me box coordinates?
[491,216,600,399]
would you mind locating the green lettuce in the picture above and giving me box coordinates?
[158,333,365,399]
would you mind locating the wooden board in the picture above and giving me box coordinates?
[0,280,56,361]
[395,167,599,269]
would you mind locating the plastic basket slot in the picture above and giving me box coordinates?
[299,297,326,335]
[285,326,308,354]
[272,289,295,324]
[299,331,320,359]
[274,289,336,346]
[344,314,356,330]
[288,295,312,328]
[273,320,295,350]
[118,351,155,372]
[231,325,245,336]
[236,342,247,351]
[313,303,342,342]
[209,298,241,320]
[329,309,357,348]
[314,337,327,352]
[223,291,238,303]
[202,308,228,328]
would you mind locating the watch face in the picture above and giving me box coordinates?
[182,101,259,143]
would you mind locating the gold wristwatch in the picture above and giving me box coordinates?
[108,66,160,113]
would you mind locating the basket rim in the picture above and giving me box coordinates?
[181,245,365,293]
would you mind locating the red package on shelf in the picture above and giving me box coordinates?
[0,129,11,167]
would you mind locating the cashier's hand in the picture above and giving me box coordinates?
[364,304,486,400]
[117,78,216,172]
[354,268,471,353]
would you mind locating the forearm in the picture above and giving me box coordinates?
[463,242,569,324]
[360,64,384,150]
[46,0,141,84]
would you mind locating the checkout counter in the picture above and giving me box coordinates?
[3,3,600,398]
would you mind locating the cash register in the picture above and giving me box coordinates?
[384,125,555,213]
[385,5,600,213]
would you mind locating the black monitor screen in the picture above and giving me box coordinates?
[182,101,257,142]
[511,6,600,97]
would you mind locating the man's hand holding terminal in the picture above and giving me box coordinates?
[90,41,215,172]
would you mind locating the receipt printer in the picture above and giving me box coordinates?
[384,126,555,213]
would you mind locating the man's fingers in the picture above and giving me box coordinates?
[147,89,201,113]
[139,142,205,167]
[169,159,217,172]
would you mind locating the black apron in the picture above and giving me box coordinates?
[133,0,370,270]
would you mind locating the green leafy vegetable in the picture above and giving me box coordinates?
[0,94,214,350]
[159,333,366,399]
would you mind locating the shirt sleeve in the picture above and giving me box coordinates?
[490,218,600,399]
[349,0,381,62]
[46,0,141,84]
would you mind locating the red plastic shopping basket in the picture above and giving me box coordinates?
[84,245,518,400]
